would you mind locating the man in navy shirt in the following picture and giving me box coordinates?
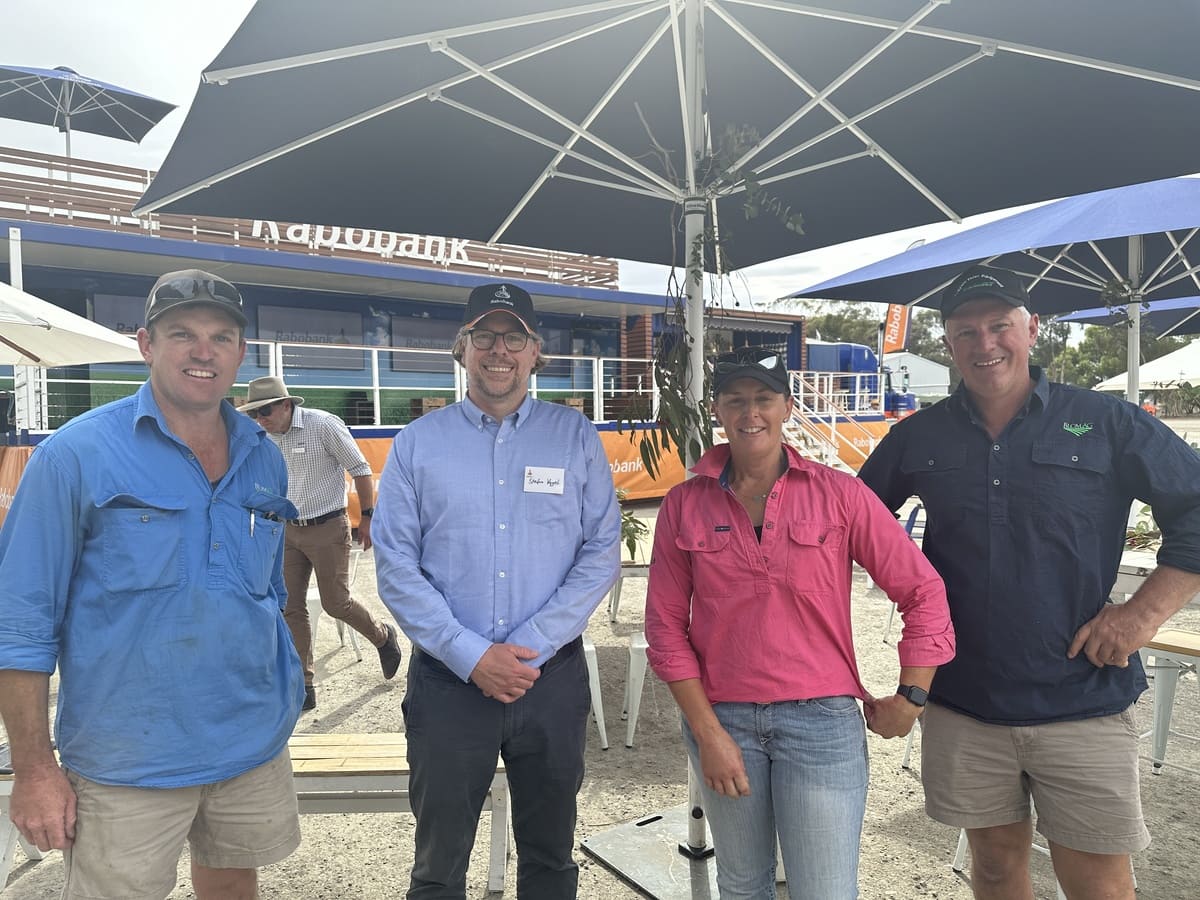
[859,265,1200,900]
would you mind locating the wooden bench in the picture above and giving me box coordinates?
[2,734,511,893]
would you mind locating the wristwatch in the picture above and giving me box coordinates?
[359,507,374,518]
[896,684,928,707]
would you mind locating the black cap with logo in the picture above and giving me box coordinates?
[463,282,537,333]
[940,265,1030,320]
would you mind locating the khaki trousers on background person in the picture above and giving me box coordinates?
[282,515,388,686]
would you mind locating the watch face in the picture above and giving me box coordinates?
[900,684,928,706]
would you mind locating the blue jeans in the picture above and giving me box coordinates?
[683,697,869,900]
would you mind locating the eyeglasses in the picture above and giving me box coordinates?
[152,275,243,308]
[468,328,530,352]
[246,401,281,419]
[714,349,783,372]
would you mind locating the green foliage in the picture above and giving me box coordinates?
[617,489,651,561]
[1125,502,1160,550]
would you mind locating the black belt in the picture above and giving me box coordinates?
[289,508,345,527]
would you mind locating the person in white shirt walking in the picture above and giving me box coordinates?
[240,376,402,710]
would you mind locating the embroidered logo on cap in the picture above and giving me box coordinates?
[492,285,514,306]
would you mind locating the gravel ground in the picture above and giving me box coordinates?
[3,501,1199,899]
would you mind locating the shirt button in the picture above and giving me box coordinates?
[993,444,1001,451]
[498,618,506,625]
[498,479,504,485]
[498,438,504,443]
[499,523,506,530]
[927,459,935,466]
[765,522,774,529]
[1071,455,1079,462]
[140,514,150,522]
[992,479,1000,486]
[212,542,221,550]
[498,571,506,578]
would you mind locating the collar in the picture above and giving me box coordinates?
[133,381,260,447]
[459,392,534,429]
[949,365,1048,419]
[691,441,814,482]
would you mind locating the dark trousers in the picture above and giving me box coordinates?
[402,638,590,900]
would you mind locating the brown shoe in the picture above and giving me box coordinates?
[378,623,403,680]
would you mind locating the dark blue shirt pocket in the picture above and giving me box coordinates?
[1031,439,1112,521]
[899,443,968,533]
[95,493,187,594]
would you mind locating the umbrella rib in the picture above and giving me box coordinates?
[203,0,663,82]
[729,0,1200,94]
[1143,229,1200,295]
[435,43,678,197]
[0,333,42,365]
[711,0,961,221]
[435,93,671,201]
[138,3,666,215]
[546,169,672,201]
[667,0,696,194]
[719,0,944,172]
[489,12,676,243]
[66,86,140,142]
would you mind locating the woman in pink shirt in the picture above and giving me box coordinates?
[646,348,954,899]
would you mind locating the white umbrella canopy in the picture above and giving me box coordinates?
[1094,339,1200,393]
[0,280,144,367]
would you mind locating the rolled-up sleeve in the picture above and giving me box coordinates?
[847,478,955,668]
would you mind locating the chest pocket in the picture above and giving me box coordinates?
[898,443,968,531]
[784,520,846,593]
[96,493,187,594]
[676,528,733,599]
[1031,439,1112,520]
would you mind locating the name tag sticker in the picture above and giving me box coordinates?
[291,446,306,454]
[524,466,565,494]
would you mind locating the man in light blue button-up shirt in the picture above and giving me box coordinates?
[0,270,303,900]
[375,282,619,899]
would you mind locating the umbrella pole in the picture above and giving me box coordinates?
[1127,235,1143,404]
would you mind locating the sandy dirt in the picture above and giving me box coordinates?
[3,505,1198,899]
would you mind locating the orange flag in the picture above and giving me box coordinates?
[882,304,910,354]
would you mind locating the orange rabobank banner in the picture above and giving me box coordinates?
[349,428,686,509]
[882,304,910,354]
[0,446,35,530]
[598,428,687,499]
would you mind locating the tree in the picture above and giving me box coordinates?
[800,302,881,348]
[1047,323,1188,388]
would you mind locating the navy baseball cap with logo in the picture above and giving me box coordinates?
[939,264,1030,320]
[463,282,537,333]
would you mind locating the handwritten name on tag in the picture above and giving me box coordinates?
[524,466,565,494]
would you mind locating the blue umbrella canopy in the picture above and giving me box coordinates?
[1055,296,1200,339]
[789,176,1200,316]
[0,64,175,152]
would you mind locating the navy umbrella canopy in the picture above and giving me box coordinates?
[136,0,1200,271]
[0,64,175,155]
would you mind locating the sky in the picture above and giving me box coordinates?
[0,1,1036,311]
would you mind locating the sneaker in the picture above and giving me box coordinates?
[378,623,403,680]
[302,685,317,711]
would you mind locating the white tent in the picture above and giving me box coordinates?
[1094,339,1200,393]
[0,280,143,367]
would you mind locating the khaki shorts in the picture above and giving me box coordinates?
[62,750,300,900]
[920,701,1150,855]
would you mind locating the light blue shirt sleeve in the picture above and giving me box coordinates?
[373,424,493,680]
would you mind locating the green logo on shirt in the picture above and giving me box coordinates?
[1062,422,1093,437]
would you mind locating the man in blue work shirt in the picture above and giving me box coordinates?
[374,282,620,899]
[859,264,1200,900]
[0,270,303,900]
